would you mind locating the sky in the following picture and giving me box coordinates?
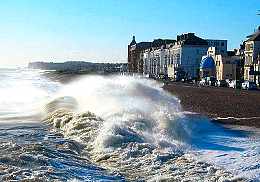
[0,0,259,67]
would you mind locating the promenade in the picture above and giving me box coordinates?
[164,82,260,127]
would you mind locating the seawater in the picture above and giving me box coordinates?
[0,69,124,181]
[0,69,260,181]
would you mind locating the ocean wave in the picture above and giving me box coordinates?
[43,75,237,181]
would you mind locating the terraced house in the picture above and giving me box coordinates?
[128,33,227,80]
[128,37,175,75]
[166,33,209,80]
[244,27,260,84]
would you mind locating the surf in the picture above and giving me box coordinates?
[43,75,241,181]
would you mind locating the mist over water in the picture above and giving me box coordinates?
[0,69,124,181]
[0,69,60,118]
[52,76,186,148]
[44,75,260,180]
[1,69,260,181]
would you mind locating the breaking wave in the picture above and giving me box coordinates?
[43,75,236,181]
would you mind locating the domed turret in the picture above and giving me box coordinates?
[200,56,215,69]
[200,56,216,78]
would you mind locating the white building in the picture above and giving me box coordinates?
[244,27,260,84]
[201,47,238,81]
[167,33,209,80]
[143,47,167,78]
[142,33,228,80]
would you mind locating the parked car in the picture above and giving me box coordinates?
[228,80,235,88]
[228,80,242,89]
[199,78,206,86]
[206,77,216,86]
[199,77,216,86]
[242,81,257,90]
[216,80,228,87]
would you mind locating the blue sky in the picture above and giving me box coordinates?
[0,0,259,66]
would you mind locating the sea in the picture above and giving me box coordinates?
[0,68,260,181]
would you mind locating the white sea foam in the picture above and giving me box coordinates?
[44,75,243,181]
[47,75,191,149]
[0,69,60,119]
[0,70,257,181]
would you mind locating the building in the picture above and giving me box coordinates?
[143,46,169,78]
[215,54,238,81]
[167,33,209,80]
[128,36,175,74]
[206,39,227,55]
[244,26,260,84]
[129,33,228,80]
[141,39,175,77]
[128,36,152,73]
[200,47,239,81]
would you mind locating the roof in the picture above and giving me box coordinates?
[246,31,260,41]
[151,39,175,47]
[131,39,176,50]
[136,42,152,49]
[177,33,208,46]
[200,56,215,69]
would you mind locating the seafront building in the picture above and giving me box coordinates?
[215,54,239,81]
[244,27,260,84]
[166,33,209,80]
[128,33,228,80]
[128,36,175,74]
[206,39,227,55]
[128,36,152,73]
[143,46,169,77]
[128,26,260,87]
[200,47,239,80]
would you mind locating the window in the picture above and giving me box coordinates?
[221,42,225,46]
[245,44,253,51]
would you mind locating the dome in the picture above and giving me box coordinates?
[200,56,215,69]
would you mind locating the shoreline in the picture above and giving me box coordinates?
[163,82,260,128]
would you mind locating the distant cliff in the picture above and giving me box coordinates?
[28,61,128,73]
